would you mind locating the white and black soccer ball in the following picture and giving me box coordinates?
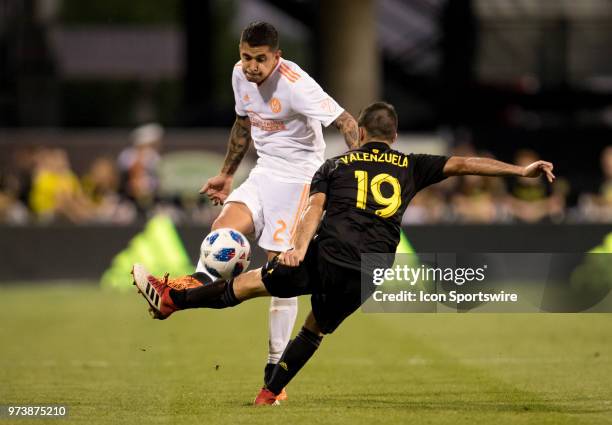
[200,228,251,280]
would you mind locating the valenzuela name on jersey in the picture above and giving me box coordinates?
[339,150,409,168]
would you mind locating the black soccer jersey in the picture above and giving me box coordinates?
[310,141,448,270]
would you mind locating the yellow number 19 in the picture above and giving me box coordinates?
[354,170,401,218]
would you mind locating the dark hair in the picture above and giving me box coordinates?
[357,102,398,141]
[240,21,279,50]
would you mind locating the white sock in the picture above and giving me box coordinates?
[267,296,298,364]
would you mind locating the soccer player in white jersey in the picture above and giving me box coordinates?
[195,22,358,400]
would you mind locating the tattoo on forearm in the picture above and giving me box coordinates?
[334,111,359,150]
[221,117,252,175]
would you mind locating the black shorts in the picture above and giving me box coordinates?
[261,239,367,334]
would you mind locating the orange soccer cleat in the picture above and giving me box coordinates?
[253,388,279,406]
[132,264,197,319]
[276,388,288,401]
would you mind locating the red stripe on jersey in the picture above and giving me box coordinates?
[279,68,298,83]
[280,64,300,80]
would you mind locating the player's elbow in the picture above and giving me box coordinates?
[235,114,251,129]
[334,111,357,131]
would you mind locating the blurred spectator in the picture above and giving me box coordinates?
[0,175,28,224]
[506,149,567,223]
[451,175,505,223]
[402,186,448,224]
[579,146,612,222]
[29,148,93,223]
[82,157,119,205]
[0,147,37,224]
[117,123,163,215]
[6,147,37,209]
[450,151,508,223]
[82,157,135,223]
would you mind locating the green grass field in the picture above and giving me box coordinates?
[1,284,611,424]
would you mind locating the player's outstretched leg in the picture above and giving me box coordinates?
[132,264,268,319]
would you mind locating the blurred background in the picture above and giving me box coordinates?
[1,0,611,282]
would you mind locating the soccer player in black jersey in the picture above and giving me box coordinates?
[132,101,555,405]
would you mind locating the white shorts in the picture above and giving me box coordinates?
[225,172,310,252]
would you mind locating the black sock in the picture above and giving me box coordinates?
[266,327,323,395]
[169,279,240,309]
[264,363,276,386]
[165,272,214,308]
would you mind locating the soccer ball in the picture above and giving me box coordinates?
[200,228,251,280]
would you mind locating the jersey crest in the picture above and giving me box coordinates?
[269,97,282,113]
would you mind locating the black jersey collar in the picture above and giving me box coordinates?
[362,141,392,151]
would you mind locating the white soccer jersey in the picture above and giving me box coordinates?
[232,58,344,183]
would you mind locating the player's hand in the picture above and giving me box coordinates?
[522,161,556,183]
[200,174,233,206]
[279,248,306,267]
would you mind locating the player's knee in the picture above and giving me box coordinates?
[304,312,324,336]
[210,215,226,230]
[211,202,255,233]
[233,269,265,299]
[211,206,239,229]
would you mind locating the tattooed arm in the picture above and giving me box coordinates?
[200,115,252,205]
[220,115,252,175]
[333,111,359,150]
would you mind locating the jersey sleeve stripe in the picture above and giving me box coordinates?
[279,69,298,83]
[279,64,301,82]
[279,67,298,82]
[280,63,301,79]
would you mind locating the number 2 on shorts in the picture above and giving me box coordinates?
[273,219,287,243]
